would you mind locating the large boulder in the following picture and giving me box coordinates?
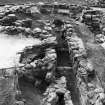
[32,27,42,38]
[14,18,32,28]
[21,18,32,28]
[95,34,105,43]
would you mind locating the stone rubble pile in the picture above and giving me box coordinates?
[0,4,40,37]
[0,8,54,39]
[0,3,40,16]
[17,36,57,84]
[81,9,102,34]
[0,2,84,38]
[42,76,73,105]
[95,34,105,43]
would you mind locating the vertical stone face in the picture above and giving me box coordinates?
[64,21,105,105]
[65,32,87,105]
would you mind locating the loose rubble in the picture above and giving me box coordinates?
[42,76,73,105]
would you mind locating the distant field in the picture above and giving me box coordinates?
[0,0,86,5]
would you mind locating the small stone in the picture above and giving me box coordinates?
[14,101,24,105]
[56,88,66,94]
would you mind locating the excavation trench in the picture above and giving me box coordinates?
[17,30,82,105]
[18,48,81,105]
[16,21,82,105]
[56,48,81,105]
